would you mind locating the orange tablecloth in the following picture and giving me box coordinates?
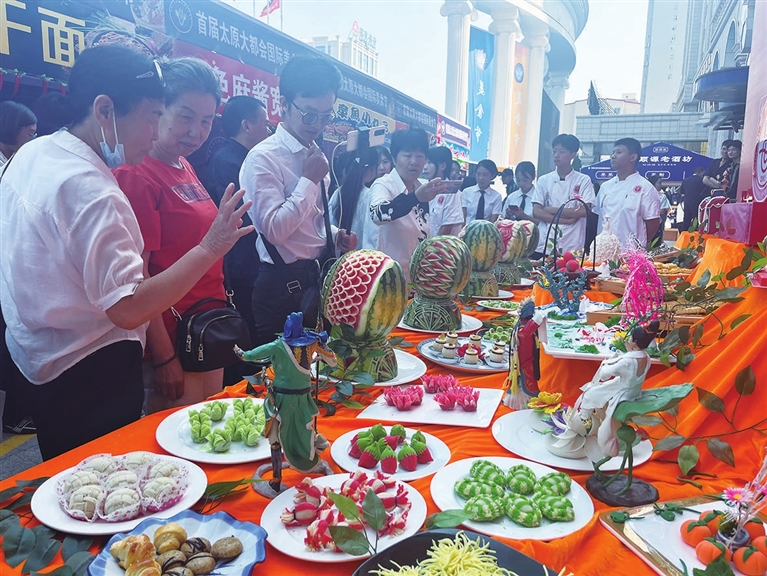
[3,251,766,575]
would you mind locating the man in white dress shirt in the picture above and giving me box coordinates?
[593,138,660,249]
[369,129,446,283]
[462,159,503,224]
[532,134,595,256]
[240,56,357,346]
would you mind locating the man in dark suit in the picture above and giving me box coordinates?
[680,166,707,231]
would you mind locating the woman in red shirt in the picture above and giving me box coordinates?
[116,58,227,412]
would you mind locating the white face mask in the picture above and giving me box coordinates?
[99,113,126,169]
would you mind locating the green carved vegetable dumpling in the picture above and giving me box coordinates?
[535,471,571,496]
[470,459,506,486]
[504,494,542,527]
[454,478,506,499]
[464,495,505,522]
[507,464,537,495]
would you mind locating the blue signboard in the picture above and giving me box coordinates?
[467,26,494,162]
[582,142,714,184]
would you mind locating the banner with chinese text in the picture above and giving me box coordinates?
[437,113,471,164]
[467,26,493,162]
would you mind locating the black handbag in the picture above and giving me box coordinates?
[172,297,251,372]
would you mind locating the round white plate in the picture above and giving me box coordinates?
[330,427,451,482]
[398,314,482,334]
[430,456,594,541]
[476,300,520,313]
[469,289,514,300]
[260,473,427,563]
[90,509,267,576]
[156,398,270,465]
[491,410,654,472]
[316,349,428,388]
[416,338,508,373]
[31,455,207,536]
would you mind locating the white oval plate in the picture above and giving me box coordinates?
[260,473,427,563]
[430,456,593,541]
[155,398,270,465]
[491,410,653,472]
[469,289,514,300]
[89,509,267,576]
[315,349,428,388]
[416,338,508,373]
[398,314,482,334]
[330,427,451,482]
[31,455,207,536]
[476,300,520,313]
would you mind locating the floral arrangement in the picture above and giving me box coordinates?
[280,471,411,554]
[527,391,563,415]
[421,374,459,394]
[621,249,664,321]
[382,386,424,411]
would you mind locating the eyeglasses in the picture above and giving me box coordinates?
[135,59,165,87]
[289,101,335,126]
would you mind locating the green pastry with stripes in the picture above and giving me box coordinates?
[504,494,542,527]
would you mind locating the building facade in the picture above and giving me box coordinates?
[575,0,754,165]
[306,23,379,78]
[640,0,688,113]
[440,0,588,169]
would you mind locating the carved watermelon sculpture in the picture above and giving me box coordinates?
[403,235,472,331]
[493,219,539,285]
[322,250,407,381]
[459,220,504,297]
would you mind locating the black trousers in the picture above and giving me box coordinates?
[251,260,323,348]
[223,279,261,387]
[20,340,143,460]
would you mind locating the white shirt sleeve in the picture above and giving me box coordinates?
[642,187,662,220]
[440,193,465,226]
[241,150,321,246]
[579,178,596,207]
[66,193,145,311]
[489,191,503,216]
[531,179,547,205]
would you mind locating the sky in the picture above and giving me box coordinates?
[224,0,650,114]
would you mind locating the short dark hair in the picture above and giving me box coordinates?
[614,137,642,163]
[374,145,393,167]
[694,166,705,175]
[552,133,580,153]
[648,174,663,186]
[515,161,536,180]
[426,146,453,179]
[477,159,498,176]
[390,128,429,159]
[221,96,266,137]
[32,92,72,136]
[0,101,37,145]
[279,56,342,101]
[721,139,733,148]
[68,45,165,125]
[501,168,514,178]
[728,140,742,151]
[161,57,221,108]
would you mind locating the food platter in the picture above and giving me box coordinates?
[155,398,271,465]
[31,455,207,536]
[357,386,504,429]
[90,509,267,576]
[398,314,483,334]
[351,528,553,576]
[331,427,451,482]
[475,300,520,313]
[468,289,514,300]
[599,496,738,576]
[492,410,653,472]
[416,337,508,373]
[314,349,427,388]
[430,456,593,541]
[260,474,427,563]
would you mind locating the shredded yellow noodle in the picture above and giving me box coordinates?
[373,532,574,576]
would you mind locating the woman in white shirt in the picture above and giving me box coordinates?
[0,45,250,459]
[503,161,538,222]
[424,146,464,236]
[0,101,37,167]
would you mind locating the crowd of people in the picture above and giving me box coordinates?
[0,46,740,460]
